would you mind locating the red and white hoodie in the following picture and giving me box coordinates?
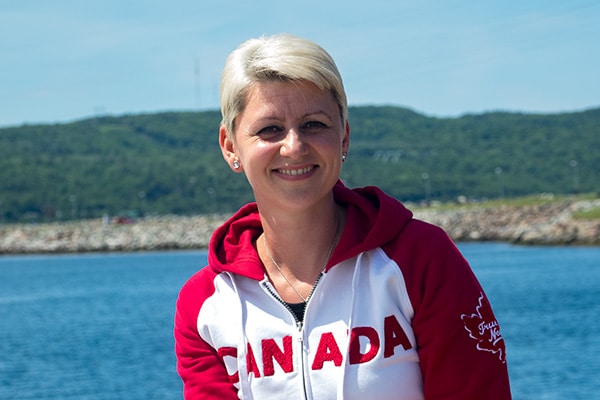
[175,182,512,399]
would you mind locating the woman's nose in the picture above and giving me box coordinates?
[280,129,307,158]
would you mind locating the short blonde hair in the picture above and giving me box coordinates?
[220,34,348,135]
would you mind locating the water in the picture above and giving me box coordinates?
[0,251,202,399]
[0,244,598,399]
[459,243,600,399]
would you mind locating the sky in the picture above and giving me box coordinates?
[1,0,599,128]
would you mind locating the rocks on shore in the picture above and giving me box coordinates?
[0,199,598,254]
[414,199,600,246]
[0,215,227,254]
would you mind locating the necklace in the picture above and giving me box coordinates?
[263,208,341,303]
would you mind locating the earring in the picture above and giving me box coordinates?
[342,153,347,162]
[232,159,240,169]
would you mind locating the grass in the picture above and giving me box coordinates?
[413,193,599,214]
[573,207,600,220]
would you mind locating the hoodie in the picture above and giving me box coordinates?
[174,182,511,399]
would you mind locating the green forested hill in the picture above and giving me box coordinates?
[0,106,598,222]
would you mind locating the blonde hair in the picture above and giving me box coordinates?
[220,34,348,135]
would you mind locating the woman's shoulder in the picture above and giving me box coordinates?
[177,266,222,309]
[382,217,466,271]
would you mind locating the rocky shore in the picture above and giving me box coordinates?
[414,198,600,246]
[0,215,227,255]
[0,199,598,254]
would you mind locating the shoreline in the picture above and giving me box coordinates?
[1,199,598,255]
[413,199,599,246]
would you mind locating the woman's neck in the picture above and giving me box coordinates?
[258,200,343,286]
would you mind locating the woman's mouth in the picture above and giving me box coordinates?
[276,166,315,176]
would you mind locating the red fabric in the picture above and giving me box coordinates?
[382,222,511,399]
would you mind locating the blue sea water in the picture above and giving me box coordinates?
[0,243,598,399]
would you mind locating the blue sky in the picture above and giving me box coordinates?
[1,0,598,127]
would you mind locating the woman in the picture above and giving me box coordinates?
[174,34,511,399]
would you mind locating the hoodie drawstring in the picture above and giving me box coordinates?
[336,256,362,400]
[228,272,254,400]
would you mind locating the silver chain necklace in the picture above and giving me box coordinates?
[263,209,341,303]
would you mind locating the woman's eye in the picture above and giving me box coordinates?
[304,121,327,130]
[257,126,282,137]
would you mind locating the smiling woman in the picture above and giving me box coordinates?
[173,33,512,399]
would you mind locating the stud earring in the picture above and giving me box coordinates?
[232,159,240,169]
[342,153,347,162]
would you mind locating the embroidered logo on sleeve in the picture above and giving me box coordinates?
[460,293,506,363]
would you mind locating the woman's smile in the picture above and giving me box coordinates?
[274,165,316,177]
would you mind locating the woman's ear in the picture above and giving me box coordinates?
[342,120,350,156]
[219,125,242,172]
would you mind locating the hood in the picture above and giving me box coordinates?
[207,181,414,279]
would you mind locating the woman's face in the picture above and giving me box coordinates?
[221,79,349,212]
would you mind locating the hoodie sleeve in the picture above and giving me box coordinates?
[385,220,512,400]
[174,269,239,399]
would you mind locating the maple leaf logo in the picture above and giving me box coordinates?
[461,293,506,363]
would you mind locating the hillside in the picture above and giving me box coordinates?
[0,106,598,222]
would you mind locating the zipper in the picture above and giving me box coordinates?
[261,271,325,400]
[262,271,324,329]
[263,282,303,328]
